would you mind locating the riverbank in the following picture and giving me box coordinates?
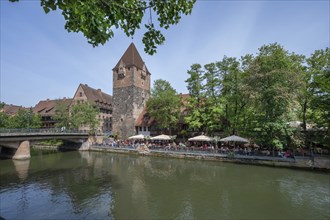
[88,145,330,171]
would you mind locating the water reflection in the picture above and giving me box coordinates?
[1,151,117,219]
[12,159,30,181]
[0,151,329,220]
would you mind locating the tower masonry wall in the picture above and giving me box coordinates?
[113,66,150,91]
[112,86,149,139]
[111,43,151,139]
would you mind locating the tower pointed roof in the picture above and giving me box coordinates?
[113,43,150,74]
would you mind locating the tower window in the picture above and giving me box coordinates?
[141,65,147,80]
[118,66,126,79]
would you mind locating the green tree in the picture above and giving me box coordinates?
[216,56,246,135]
[0,103,9,128]
[7,109,42,129]
[184,64,207,132]
[10,0,196,55]
[203,62,222,134]
[53,100,71,129]
[70,102,100,134]
[306,48,330,147]
[0,112,9,128]
[244,43,304,149]
[147,79,180,134]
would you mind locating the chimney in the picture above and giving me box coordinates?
[97,89,102,95]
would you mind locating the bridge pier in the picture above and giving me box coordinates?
[78,136,103,151]
[13,141,31,160]
[0,140,30,160]
[79,140,91,151]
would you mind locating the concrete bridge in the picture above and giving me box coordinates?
[0,129,90,160]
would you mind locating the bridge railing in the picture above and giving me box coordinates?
[0,128,88,134]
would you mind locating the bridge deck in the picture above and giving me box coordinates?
[0,129,89,142]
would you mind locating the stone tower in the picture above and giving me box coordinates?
[112,43,151,139]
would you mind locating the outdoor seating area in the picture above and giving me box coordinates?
[92,133,330,158]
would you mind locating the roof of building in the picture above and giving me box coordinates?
[79,84,112,107]
[33,98,72,116]
[113,43,150,74]
[135,108,155,127]
[1,104,29,116]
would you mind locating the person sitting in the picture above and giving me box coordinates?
[278,150,285,158]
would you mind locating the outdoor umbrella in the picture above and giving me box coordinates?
[150,134,172,141]
[220,135,249,143]
[128,134,145,140]
[188,135,213,142]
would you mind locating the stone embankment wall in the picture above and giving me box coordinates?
[88,146,330,171]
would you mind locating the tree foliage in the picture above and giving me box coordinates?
[216,56,246,135]
[147,79,181,133]
[184,43,329,149]
[243,43,305,148]
[306,48,330,146]
[307,48,330,127]
[184,64,207,132]
[0,103,9,128]
[10,0,196,55]
[53,100,71,128]
[70,102,100,134]
[0,108,42,129]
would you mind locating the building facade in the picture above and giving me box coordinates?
[112,43,151,139]
[32,83,112,133]
[33,98,72,128]
[72,84,112,133]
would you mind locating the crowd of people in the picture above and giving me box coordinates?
[94,138,309,158]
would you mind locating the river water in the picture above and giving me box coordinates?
[0,150,329,220]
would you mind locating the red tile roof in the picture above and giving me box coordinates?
[135,108,155,127]
[1,104,29,116]
[33,98,72,116]
[80,84,112,108]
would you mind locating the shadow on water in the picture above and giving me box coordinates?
[31,146,76,156]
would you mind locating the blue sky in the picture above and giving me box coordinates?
[1,0,329,107]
